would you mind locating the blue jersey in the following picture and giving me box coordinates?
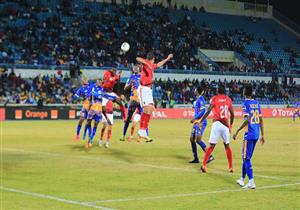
[73,83,93,100]
[91,85,116,103]
[194,95,207,126]
[126,74,141,101]
[243,99,262,140]
[295,101,300,109]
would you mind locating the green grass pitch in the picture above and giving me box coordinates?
[1,118,300,210]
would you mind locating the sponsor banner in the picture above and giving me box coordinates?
[4,107,65,120]
[151,108,295,119]
[0,108,5,121]
[0,106,294,120]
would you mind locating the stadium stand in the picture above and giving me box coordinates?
[0,0,299,73]
[0,0,299,106]
[1,68,298,105]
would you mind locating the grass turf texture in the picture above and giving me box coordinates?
[1,119,299,210]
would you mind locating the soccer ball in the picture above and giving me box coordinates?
[121,42,130,52]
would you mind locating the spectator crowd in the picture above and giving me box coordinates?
[0,0,299,73]
[1,68,298,106]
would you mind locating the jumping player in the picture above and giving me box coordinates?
[197,84,235,173]
[292,99,300,122]
[99,100,114,148]
[128,109,150,143]
[128,110,141,142]
[233,85,265,189]
[85,79,115,148]
[189,86,214,164]
[136,52,173,141]
[102,68,126,121]
[120,64,142,141]
[72,77,93,142]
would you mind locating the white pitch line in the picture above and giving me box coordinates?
[2,148,296,181]
[0,186,114,210]
[87,182,300,204]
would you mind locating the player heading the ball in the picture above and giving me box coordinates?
[136,52,173,142]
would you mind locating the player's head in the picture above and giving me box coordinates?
[110,68,117,76]
[195,86,204,96]
[97,78,103,86]
[81,77,88,86]
[217,84,226,95]
[132,64,140,74]
[146,52,155,62]
[243,85,253,98]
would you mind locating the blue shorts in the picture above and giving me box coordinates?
[191,123,207,137]
[128,100,141,113]
[93,114,102,122]
[87,110,102,122]
[242,139,258,160]
[80,108,88,119]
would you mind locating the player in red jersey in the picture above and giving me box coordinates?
[136,52,173,141]
[196,84,235,173]
[102,68,126,121]
[99,100,114,148]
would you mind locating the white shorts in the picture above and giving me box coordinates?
[133,113,140,122]
[102,92,118,106]
[137,86,154,106]
[102,113,114,124]
[209,121,230,144]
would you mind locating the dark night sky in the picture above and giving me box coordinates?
[231,0,299,25]
[270,0,300,25]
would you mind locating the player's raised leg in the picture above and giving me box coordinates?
[121,103,135,141]
[196,124,214,164]
[75,117,84,142]
[201,143,216,172]
[99,121,106,147]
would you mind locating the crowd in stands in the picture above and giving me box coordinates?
[0,68,298,106]
[0,69,74,105]
[0,0,299,73]
[153,78,299,106]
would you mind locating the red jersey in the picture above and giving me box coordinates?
[102,70,120,92]
[140,60,157,86]
[106,100,114,114]
[210,94,233,127]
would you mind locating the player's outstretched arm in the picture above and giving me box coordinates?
[136,57,152,68]
[233,116,249,140]
[156,54,173,68]
[259,116,265,145]
[194,104,213,124]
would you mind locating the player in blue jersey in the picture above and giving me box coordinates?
[72,78,93,142]
[189,87,214,163]
[292,99,300,122]
[233,85,265,189]
[85,79,116,148]
[120,64,143,141]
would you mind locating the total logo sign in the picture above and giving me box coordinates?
[152,110,168,118]
[182,110,194,117]
[271,108,294,117]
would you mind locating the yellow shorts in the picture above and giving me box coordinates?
[130,89,139,102]
[90,103,102,112]
[83,99,91,110]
